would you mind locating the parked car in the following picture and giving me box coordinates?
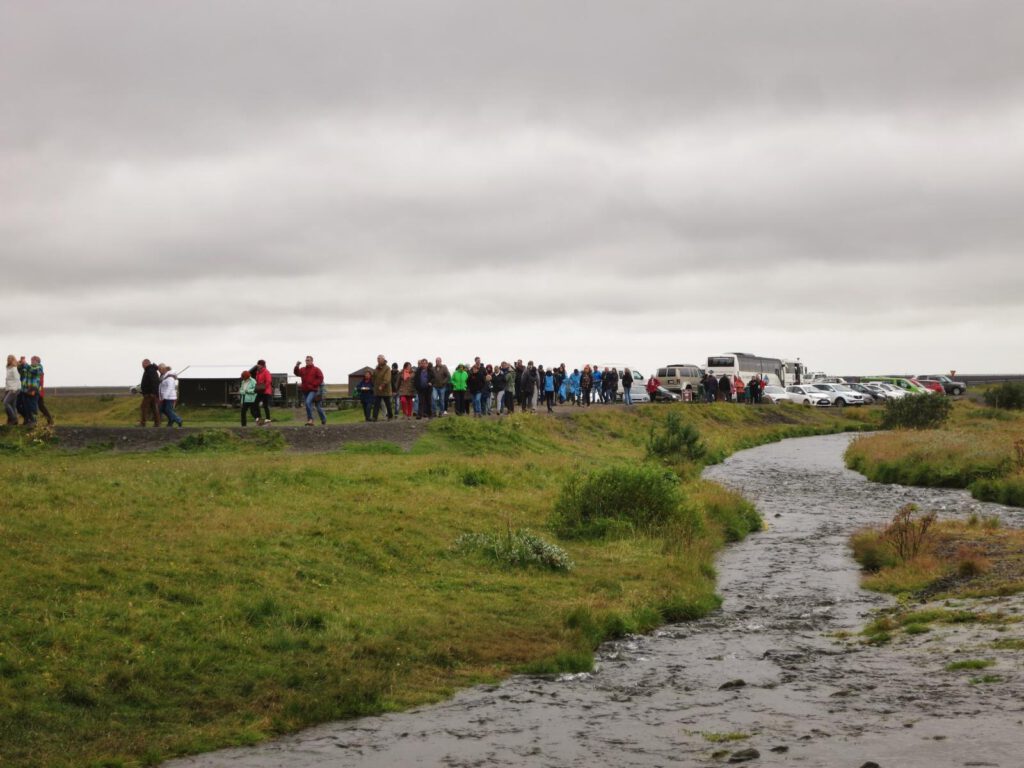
[866,382,908,400]
[761,385,790,404]
[917,375,967,396]
[916,379,946,395]
[848,382,881,403]
[650,386,680,403]
[657,364,704,395]
[812,383,866,406]
[861,376,929,395]
[785,385,832,406]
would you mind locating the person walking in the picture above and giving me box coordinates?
[294,356,326,426]
[139,358,161,426]
[502,363,516,414]
[622,367,634,406]
[158,364,183,427]
[734,375,746,404]
[646,373,661,402]
[415,358,433,419]
[254,360,273,425]
[704,372,718,403]
[356,371,375,421]
[4,355,20,425]
[747,375,761,405]
[522,361,539,413]
[580,366,593,407]
[543,367,555,412]
[604,367,619,403]
[17,356,44,427]
[397,362,416,419]
[718,373,732,402]
[489,362,505,415]
[431,357,451,417]
[451,363,469,415]
[372,355,395,421]
[390,362,401,417]
[239,370,258,426]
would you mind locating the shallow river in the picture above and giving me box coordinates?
[168,433,1024,767]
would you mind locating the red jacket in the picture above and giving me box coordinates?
[294,363,324,393]
[256,367,273,395]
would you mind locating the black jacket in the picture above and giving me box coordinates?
[140,364,160,395]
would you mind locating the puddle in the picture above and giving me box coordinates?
[166,433,1024,767]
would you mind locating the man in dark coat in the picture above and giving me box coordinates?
[139,358,161,427]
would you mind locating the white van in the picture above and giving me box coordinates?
[657,364,703,394]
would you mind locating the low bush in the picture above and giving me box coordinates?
[883,503,937,562]
[970,476,1024,506]
[454,528,573,572]
[983,381,1024,410]
[551,464,682,539]
[700,488,761,543]
[646,412,706,463]
[881,394,953,429]
[850,529,898,572]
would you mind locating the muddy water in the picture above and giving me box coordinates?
[167,434,1024,768]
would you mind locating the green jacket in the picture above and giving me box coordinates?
[451,368,469,392]
[239,377,257,404]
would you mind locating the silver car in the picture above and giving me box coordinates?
[811,383,866,407]
[785,385,832,406]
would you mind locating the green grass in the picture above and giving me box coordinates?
[945,659,995,671]
[845,402,1024,506]
[702,731,750,743]
[0,401,876,767]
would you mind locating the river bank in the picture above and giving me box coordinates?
[165,433,1024,768]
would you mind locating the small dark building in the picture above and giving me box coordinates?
[176,365,289,407]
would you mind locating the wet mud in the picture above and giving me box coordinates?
[166,434,1024,767]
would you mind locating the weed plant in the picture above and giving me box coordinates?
[454,528,574,572]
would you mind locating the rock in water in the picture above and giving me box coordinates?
[728,748,760,763]
[718,679,747,690]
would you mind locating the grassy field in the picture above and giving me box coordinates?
[0,400,876,767]
[845,401,1024,505]
[36,394,365,427]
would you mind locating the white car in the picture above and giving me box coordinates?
[866,382,907,400]
[761,385,790,404]
[785,385,832,406]
[812,383,866,407]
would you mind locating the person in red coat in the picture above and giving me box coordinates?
[255,360,274,425]
[293,355,326,426]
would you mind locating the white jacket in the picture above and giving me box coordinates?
[159,373,178,400]
[5,365,20,392]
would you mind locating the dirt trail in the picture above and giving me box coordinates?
[164,434,1024,767]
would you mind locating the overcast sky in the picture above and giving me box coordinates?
[3,1,1022,385]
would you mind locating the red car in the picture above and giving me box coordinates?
[915,378,946,395]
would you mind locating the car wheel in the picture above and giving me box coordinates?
[835,398,846,407]
[803,398,811,406]
[952,387,962,395]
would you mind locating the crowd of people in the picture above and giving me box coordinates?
[4,355,52,427]
[352,356,644,422]
[1,355,774,432]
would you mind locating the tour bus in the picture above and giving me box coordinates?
[706,353,806,387]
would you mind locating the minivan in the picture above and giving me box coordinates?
[657,364,704,394]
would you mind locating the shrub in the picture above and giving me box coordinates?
[983,381,1024,410]
[881,394,953,429]
[454,528,574,572]
[700,489,761,543]
[551,464,682,539]
[646,412,706,463]
[882,503,937,562]
[850,529,898,572]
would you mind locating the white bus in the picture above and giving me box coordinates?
[706,353,807,387]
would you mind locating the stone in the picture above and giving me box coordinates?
[719,679,747,690]
[728,748,760,763]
